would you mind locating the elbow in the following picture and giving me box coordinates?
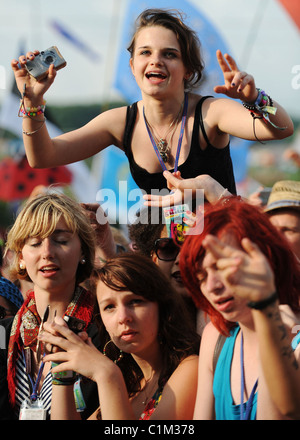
[282,408,300,420]
[27,158,46,169]
[278,399,300,420]
[278,119,294,140]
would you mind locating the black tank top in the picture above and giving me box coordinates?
[123,96,237,195]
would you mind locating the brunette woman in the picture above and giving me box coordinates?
[40,253,200,420]
[12,9,293,196]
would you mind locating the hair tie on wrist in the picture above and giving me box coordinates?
[247,291,278,310]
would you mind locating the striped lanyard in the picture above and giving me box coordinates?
[143,93,188,172]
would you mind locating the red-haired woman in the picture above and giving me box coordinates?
[180,197,300,420]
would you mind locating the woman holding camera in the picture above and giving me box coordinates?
[0,192,100,420]
[11,9,293,196]
[40,253,200,420]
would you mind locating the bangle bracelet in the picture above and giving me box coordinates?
[217,188,229,201]
[22,118,46,135]
[247,291,278,310]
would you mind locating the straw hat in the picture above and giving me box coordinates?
[265,180,300,213]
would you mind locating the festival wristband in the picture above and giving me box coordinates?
[51,362,77,385]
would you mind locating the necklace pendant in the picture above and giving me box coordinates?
[160,152,168,162]
[157,138,169,162]
[157,138,167,151]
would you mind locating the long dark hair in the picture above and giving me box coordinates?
[92,253,200,396]
[127,8,204,90]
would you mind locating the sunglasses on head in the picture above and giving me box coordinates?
[154,238,180,261]
[0,305,13,320]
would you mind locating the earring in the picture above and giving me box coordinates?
[19,262,25,270]
[103,340,123,364]
[80,258,86,265]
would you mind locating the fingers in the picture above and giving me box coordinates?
[230,71,254,92]
[216,50,239,72]
[41,320,82,347]
[216,50,231,73]
[240,237,261,256]
[143,193,175,207]
[17,51,39,66]
[202,234,238,259]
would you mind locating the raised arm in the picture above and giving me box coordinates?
[11,52,126,168]
[209,50,294,142]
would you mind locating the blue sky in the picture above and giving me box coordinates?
[0,0,299,118]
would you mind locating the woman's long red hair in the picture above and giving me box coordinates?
[180,197,300,335]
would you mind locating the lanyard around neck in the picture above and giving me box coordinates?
[240,332,258,420]
[143,93,188,172]
[22,349,45,402]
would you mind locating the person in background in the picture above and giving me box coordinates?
[264,180,300,262]
[0,191,100,420]
[179,197,300,420]
[0,276,23,320]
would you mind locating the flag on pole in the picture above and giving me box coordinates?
[50,20,101,62]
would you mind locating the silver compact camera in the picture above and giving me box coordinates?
[25,46,67,81]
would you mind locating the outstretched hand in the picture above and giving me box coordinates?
[202,234,276,303]
[143,170,231,207]
[11,51,56,101]
[214,50,258,103]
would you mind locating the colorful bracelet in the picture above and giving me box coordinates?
[51,362,77,386]
[18,99,46,117]
[217,188,229,201]
[242,88,274,114]
[242,88,286,143]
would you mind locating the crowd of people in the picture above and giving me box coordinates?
[0,8,299,421]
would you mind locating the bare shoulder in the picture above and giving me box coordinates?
[165,355,198,388]
[200,322,223,370]
[202,321,221,341]
[83,105,128,148]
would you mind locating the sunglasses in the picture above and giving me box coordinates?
[0,305,13,320]
[154,238,180,261]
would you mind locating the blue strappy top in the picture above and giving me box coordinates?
[213,326,258,420]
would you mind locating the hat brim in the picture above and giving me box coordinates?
[265,200,300,213]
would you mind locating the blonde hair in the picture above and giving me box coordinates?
[5,192,96,284]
